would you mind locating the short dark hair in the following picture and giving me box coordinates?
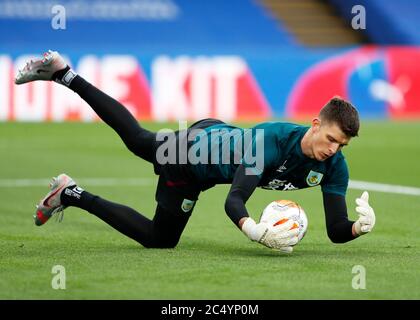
[319,96,360,137]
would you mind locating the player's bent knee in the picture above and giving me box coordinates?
[155,237,180,248]
[143,241,179,249]
[123,130,156,163]
[124,136,144,156]
[142,235,180,249]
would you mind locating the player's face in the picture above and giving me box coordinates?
[311,119,350,161]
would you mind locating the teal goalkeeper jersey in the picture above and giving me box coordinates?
[188,122,349,196]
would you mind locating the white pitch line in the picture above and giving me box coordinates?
[348,180,420,196]
[0,178,419,196]
[0,178,156,187]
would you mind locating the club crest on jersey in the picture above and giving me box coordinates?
[181,199,195,213]
[306,170,324,186]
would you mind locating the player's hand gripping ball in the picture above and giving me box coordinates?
[260,200,308,244]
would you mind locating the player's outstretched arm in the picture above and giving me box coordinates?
[225,165,298,252]
[224,165,260,227]
[323,192,355,243]
[322,191,376,243]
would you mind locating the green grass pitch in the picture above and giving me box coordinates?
[0,121,419,299]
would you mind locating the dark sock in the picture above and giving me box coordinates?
[52,65,70,81]
[60,185,156,247]
[61,185,97,210]
[68,75,90,94]
[61,74,157,162]
[52,65,77,87]
[60,186,188,248]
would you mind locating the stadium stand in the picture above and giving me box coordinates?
[2,0,420,122]
[327,0,420,45]
[0,0,297,50]
[261,0,368,46]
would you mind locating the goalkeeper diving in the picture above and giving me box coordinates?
[15,51,376,253]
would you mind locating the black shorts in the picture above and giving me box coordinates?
[154,118,225,214]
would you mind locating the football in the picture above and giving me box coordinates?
[260,200,308,243]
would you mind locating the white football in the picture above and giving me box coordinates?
[260,200,308,243]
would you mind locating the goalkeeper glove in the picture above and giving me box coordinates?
[241,217,299,252]
[354,191,376,235]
